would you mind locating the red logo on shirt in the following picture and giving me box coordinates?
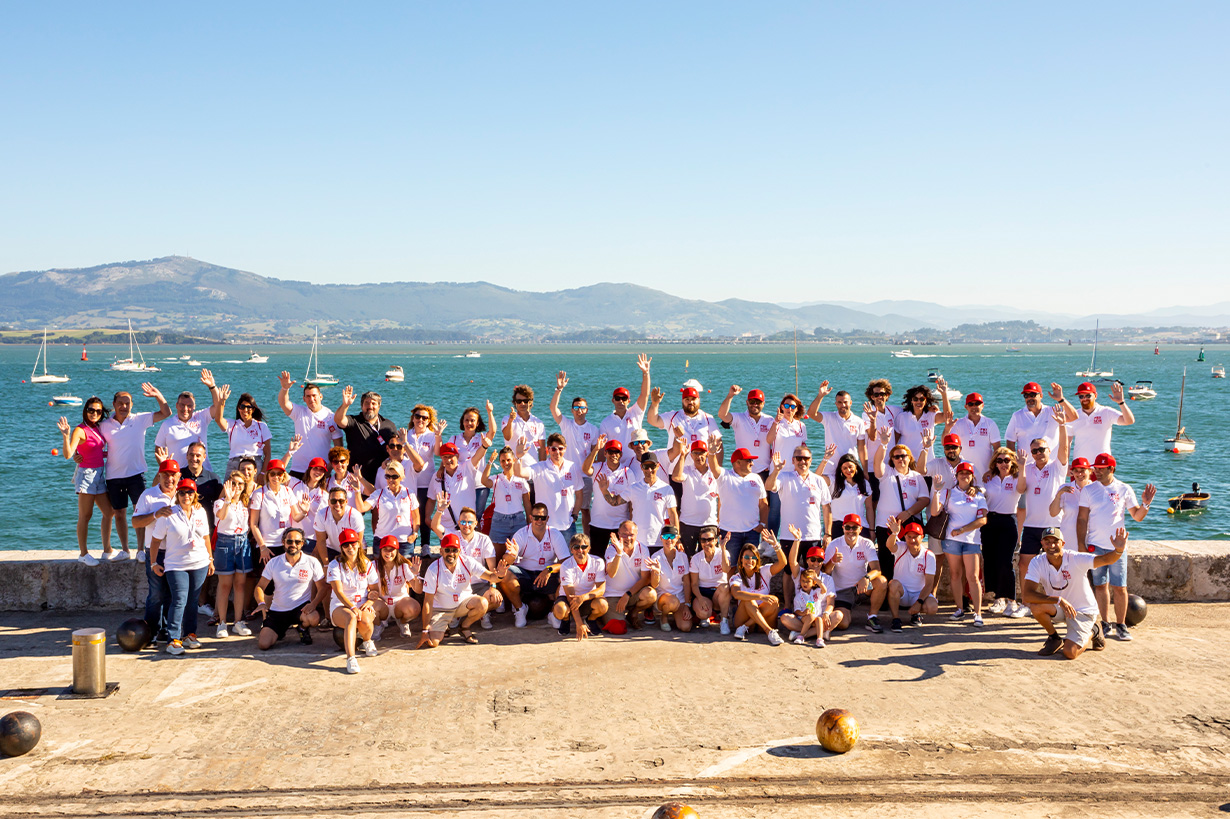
[1093,418,1103,425]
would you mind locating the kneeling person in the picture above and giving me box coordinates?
[603,521,657,631]
[884,517,939,631]
[553,534,608,639]
[254,528,326,650]
[1022,526,1121,659]
[419,533,508,648]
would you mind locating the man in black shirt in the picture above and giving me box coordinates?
[334,385,398,484]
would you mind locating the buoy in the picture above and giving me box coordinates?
[51,448,59,456]
[48,401,54,406]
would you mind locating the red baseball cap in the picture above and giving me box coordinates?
[747,389,765,402]
[176,478,197,492]
[690,440,708,453]
[604,440,623,452]
[1076,382,1097,395]
[438,443,460,457]
[158,459,180,473]
[338,528,361,545]
[265,459,286,473]
[378,535,400,550]
[1022,382,1042,394]
[440,533,461,550]
[956,461,975,474]
[603,618,628,635]
[308,457,328,471]
[1093,453,1116,469]
[965,392,984,406]
[942,433,961,447]
[806,545,825,558]
[901,522,925,537]
[612,387,630,400]
[681,387,699,399]
[730,447,754,463]
[842,513,862,526]
[1070,457,1092,469]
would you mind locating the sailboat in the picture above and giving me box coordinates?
[1075,320,1112,378]
[1164,368,1195,454]
[110,319,161,372]
[304,326,338,386]
[30,328,70,383]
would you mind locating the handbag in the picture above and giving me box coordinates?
[923,489,951,541]
[895,475,925,528]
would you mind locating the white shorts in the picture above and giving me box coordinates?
[1053,607,1098,647]
[898,587,923,608]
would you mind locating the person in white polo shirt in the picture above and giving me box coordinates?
[649,525,693,633]
[499,503,569,628]
[1060,381,1135,463]
[717,385,773,476]
[805,381,868,476]
[582,437,629,556]
[1005,381,1064,455]
[598,354,652,468]
[598,453,679,553]
[822,513,889,634]
[861,378,898,474]
[646,380,721,454]
[277,371,342,480]
[689,525,732,634]
[516,432,584,540]
[1077,453,1155,642]
[99,383,172,558]
[502,384,546,468]
[552,533,608,639]
[417,532,508,649]
[603,520,658,632]
[930,462,988,626]
[671,439,721,555]
[254,528,326,650]
[550,371,600,536]
[871,431,930,580]
[883,518,938,632]
[1014,416,1071,616]
[131,459,180,642]
[427,439,490,541]
[708,446,768,565]
[1023,526,1129,659]
[941,391,1000,478]
[765,445,833,607]
[149,478,213,656]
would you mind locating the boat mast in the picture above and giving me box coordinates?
[1089,320,1099,372]
[1176,367,1186,438]
[793,327,799,396]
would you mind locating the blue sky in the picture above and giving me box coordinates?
[2,3,1226,312]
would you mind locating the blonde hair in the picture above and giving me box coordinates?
[411,404,437,428]
[226,470,253,506]
[983,446,1019,482]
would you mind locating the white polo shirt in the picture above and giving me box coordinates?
[1006,406,1060,454]
[690,548,728,589]
[504,413,546,467]
[938,486,988,545]
[862,405,898,468]
[893,410,939,463]
[716,469,766,533]
[150,505,211,571]
[892,543,936,597]
[651,547,691,598]
[558,418,599,472]
[313,505,366,552]
[529,458,584,529]
[949,415,1000,477]
[261,553,324,611]
[730,411,774,472]
[510,525,569,570]
[984,474,1022,515]
[677,463,720,527]
[598,406,645,467]
[825,535,878,590]
[559,555,607,597]
[659,409,721,453]
[326,560,378,611]
[588,462,631,530]
[99,411,156,480]
[773,469,832,540]
[156,409,215,472]
[428,461,480,533]
[369,485,419,540]
[491,473,531,515]
[421,554,485,610]
[1078,479,1138,549]
[604,540,652,597]
[613,478,678,548]
[1024,459,1068,528]
[226,419,272,459]
[815,411,867,473]
[1025,550,1098,613]
[288,403,340,473]
[1068,405,1126,462]
[875,470,927,529]
[250,484,300,547]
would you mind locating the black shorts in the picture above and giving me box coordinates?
[588,526,616,557]
[106,473,146,510]
[264,602,308,640]
[696,585,717,601]
[557,598,600,619]
[509,565,559,600]
[1020,526,1046,556]
[834,588,867,610]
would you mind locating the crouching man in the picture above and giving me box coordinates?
[1022,526,1123,659]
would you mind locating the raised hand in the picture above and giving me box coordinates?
[824,443,837,461]
[771,451,784,471]
[886,515,901,536]
[594,433,608,451]
[341,385,355,406]
[216,384,231,404]
[672,422,685,441]
[155,445,169,462]
[932,471,945,490]
[409,556,422,577]
[921,429,935,450]
[556,371,568,390]
[397,426,409,444]
[1142,483,1157,506]
[1049,382,1065,402]
[728,384,742,397]
[595,472,610,492]
[650,386,663,404]
[1111,526,1129,553]
[480,433,493,449]
[878,424,892,445]
[278,371,295,390]
[787,524,802,542]
[435,491,451,508]
[1109,381,1125,403]
[1051,404,1066,424]
[636,353,652,374]
[817,380,832,399]
[515,436,528,457]
[935,375,947,390]
[199,368,216,388]
[434,419,448,435]
[863,401,876,417]
[485,399,494,415]
[57,416,70,435]
[287,433,303,454]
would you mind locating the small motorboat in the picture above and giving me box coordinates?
[931,385,962,403]
[51,395,83,406]
[1167,482,1210,514]
[890,349,915,358]
[187,359,202,367]
[1213,365,1226,379]
[384,365,405,382]
[927,370,942,383]
[246,351,269,364]
[465,351,482,359]
[1005,346,1021,352]
[1127,380,1157,400]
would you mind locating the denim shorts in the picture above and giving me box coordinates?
[941,538,982,556]
[1090,546,1127,587]
[214,532,253,574]
[73,466,106,495]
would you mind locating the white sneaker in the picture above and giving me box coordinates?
[950,608,966,621]
[973,615,985,627]
[233,621,252,636]
[815,636,826,648]
[987,598,1007,615]
[719,618,731,636]
[78,554,99,567]
[215,624,229,639]
[102,550,122,561]
[400,622,413,637]
[198,603,215,618]
[788,630,801,642]
[135,550,146,563]
[1008,601,1029,619]
[114,550,132,561]
[362,639,378,657]
[547,612,561,629]
[733,625,749,641]
[496,601,506,613]
[514,604,529,628]
[372,624,384,641]
[480,614,493,630]
[346,656,361,674]
[766,630,784,646]
[660,619,672,632]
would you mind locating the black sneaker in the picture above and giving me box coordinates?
[1039,632,1064,656]
[1091,623,1106,651]
[890,617,903,633]
[298,625,313,645]
[558,617,572,636]
[909,613,923,627]
[1102,621,1113,639]
[865,615,884,634]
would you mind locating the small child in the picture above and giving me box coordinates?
[780,568,839,647]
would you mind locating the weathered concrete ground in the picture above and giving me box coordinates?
[1,604,1229,818]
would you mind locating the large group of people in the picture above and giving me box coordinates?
[56,356,1157,670]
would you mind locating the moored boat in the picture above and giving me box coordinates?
[1164,368,1195,453]
[1167,483,1210,514]
[1127,380,1157,400]
[384,365,405,382]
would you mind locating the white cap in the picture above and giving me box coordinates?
[682,378,703,392]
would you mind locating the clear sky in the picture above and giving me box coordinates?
[2,3,1226,312]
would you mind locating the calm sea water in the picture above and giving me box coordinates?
[7,341,1227,550]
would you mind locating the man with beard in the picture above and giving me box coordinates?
[334,385,399,484]
[254,528,327,650]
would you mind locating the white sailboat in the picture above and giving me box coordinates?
[30,328,70,384]
[1075,320,1112,378]
[1164,368,1195,453]
[304,326,338,386]
[110,320,161,373]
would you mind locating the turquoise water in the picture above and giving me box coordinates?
[7,341,1227,550]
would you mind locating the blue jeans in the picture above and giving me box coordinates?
[941,538,982,556]
[164,566,208,641]
[144,558,169,636]
[1091,546,1128,587]
[490,511,526,545]
[723,528,762,566]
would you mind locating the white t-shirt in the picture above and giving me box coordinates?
[226,419,272,459]
[1025,550,1099,614]
[690,548,728,589]
[529,459,584,529]
[948,415,1000,477]
[428,461,480,533]
[261,553,324,611]
[825,536,878,590]
[728,565,773,595]
[651,547,691,598]
[598,406,645,468]
[589,462,632,530]
[313,505,366,552]
[249,484,300,547]
[150,505,211,571]
[828,480,871,527]
[793,575,834,613]
[983,474,1022,515]
[213,497,249,537]
[1024,459,1068,528]
[558,418,600,472]
[457,531,496,567]
[491,473,531,515]
[560,555,607,597]
[938,487,988,545]
[659,408,721,454]
[504,413,546,467]
[892,543,937,597]
[816,411,867,472]
[676,464,720,527]
[288,403,340,473]
[1078,479,1139,548]
[155,409,215,471]
[407,430,436,489]
[613,478,678,548]
[1068,405,1126,463]
[99,411,155,480]
[773,470,832,540]
[369,485,419,540]
[715,469,766,533]
[875,470,927,529]
[326,560,379,611]
[604,541,651,596]
[421,554,485,610]
[510,525,569,570]
[1006,407,1060,454]
[730,412,774,472]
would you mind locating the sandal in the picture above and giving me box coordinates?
[459,628,479,644]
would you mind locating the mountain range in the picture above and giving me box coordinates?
[1,257,1226,340]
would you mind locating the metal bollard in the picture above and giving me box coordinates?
[71,627,107,696]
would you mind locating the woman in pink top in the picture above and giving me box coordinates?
[57,397,119,565]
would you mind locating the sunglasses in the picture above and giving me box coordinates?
[237,404,254,410]
[782,403,797,409]
[741,554,758,561]
[661,535,677,541]
[570,545,590,551]
[458,520,477,527]
[384,473,400,479]
[531,514,549,521]
[632,440,650,446]
[843,525,860,531]
[794,456,811,461]
[807,556,824,562]
[912,396,927,402]
[549,446,566,452]
[329,498,347,505]
[515,398,531,404]
[699,537,717,543]
[413,414,430,421]
[613,397,629,403]
[873,392,888,398]
[1023,392,1041,398]
[284,539,305,545]
[341,542,358,548]
[995,457,1011,464]
[387,443,403,449]
[330,459,347,464]
[943,445,960,450]
[1031,447,1047,454]
[85,407,103,414]
[892,454,909,460]
[176,489,195,495]
[572,405,587,411]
